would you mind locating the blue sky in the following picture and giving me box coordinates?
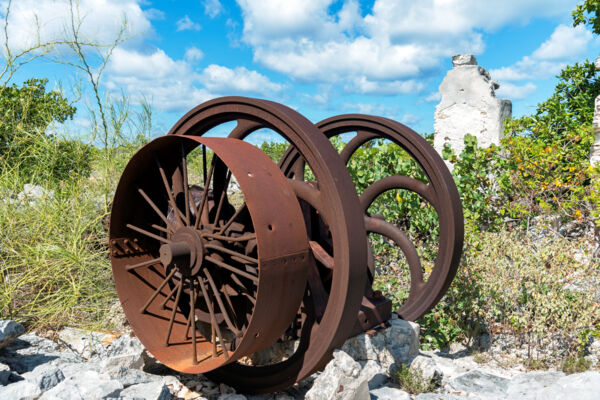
[2,0,599,144]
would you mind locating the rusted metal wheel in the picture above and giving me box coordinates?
[110,135,311,373]
[315,115,464,321]
[166,97,366,393]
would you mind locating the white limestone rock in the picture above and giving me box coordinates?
[358,359,388,389]
[448,370,509,399]
[21,364,65,391]
[434,54,512,158]
[369,386,411,400]
[342,319,419,373]
[535,371,600,400]
[590,60,600,165]
[0,319,25,349]
[101,335,145,370]
[0,333,81,374]
[0,379,42,399]
[452,54,477,67]
[505,371,564,399]
[39,370,122,399]
[408,354,442,382]
[57,327,114,360]
[305,350,368,400]
[119,381,171,400]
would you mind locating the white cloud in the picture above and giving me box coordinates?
[106,48,211,112]
[184,46,204,63]
[235,0,577,96]
[532,25,592,60]
[144,8,165,20]
[490,24,593,94]
[495,82,537,100]
[176,15,201,31]
[400,113,421,126]
[204,0,224,18]
[0,0,151,53]
[423,92,441,103]
[346,77,424,95]
[199,64,283,93]
[106,48,283,112]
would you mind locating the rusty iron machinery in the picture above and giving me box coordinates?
[109,97,463,393]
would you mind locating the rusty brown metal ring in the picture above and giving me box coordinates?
[110,135,310,373]
[316,114,464,321]
[166,97,367,393]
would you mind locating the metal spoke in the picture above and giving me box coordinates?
[138,188,176,232]
[155,157,186,227]
[189,282,198,364]
[229,274,257,305]
[205,256,259,283]
[194,156,216,229]
[160,282,180,309]
[198,276,229,360]
[202,144,207,185]
[217,203,247,235]
[212,170,231,228]
[205,243,258,264]
[204,269,240,336]
[364,215,424,290]
[202,232,256,242]
[127,224,171,244]
[125,257,161,271]
[309,241,334,270]
[180,143,192,222]
[151,224,169,234]
[165,280,184,346]
[140,269,177,314]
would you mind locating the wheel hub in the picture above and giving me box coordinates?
[159,227,205,277]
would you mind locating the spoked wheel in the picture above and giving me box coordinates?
[166,97,366,393]
[109,135,310,373]
[316,115,464,321]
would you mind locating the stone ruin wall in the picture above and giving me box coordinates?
[434,54,600,167]
[433,54,512,158]
[590,57,600,165]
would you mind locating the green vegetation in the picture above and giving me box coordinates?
[0,1,598,370]
[393,364,437,395]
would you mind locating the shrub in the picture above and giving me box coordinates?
[0,79,91,183]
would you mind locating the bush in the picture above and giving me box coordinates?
[0,168,116,331]
[0,79,91,183]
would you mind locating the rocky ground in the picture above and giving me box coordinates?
[1,317,599,400]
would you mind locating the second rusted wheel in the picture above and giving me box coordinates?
[316,115,464,321]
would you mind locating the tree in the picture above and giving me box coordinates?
[573,0,600,34]
[0,78,76,152]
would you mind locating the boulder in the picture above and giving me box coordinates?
[305,350,368,400]
[0,320,25,349]
[21,364,65,391]
[342,318,419,373]
[0,379,42,399]
[369,386,410,400]
[449,370,509,398]
[118,381,171,400]
[39,370,122,399]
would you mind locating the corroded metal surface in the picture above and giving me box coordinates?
[109,97,463,394]
[110,135,310,373]
[316,114,464,321]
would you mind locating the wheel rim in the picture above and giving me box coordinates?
[110,135,310,373]
[166,97,367,393]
